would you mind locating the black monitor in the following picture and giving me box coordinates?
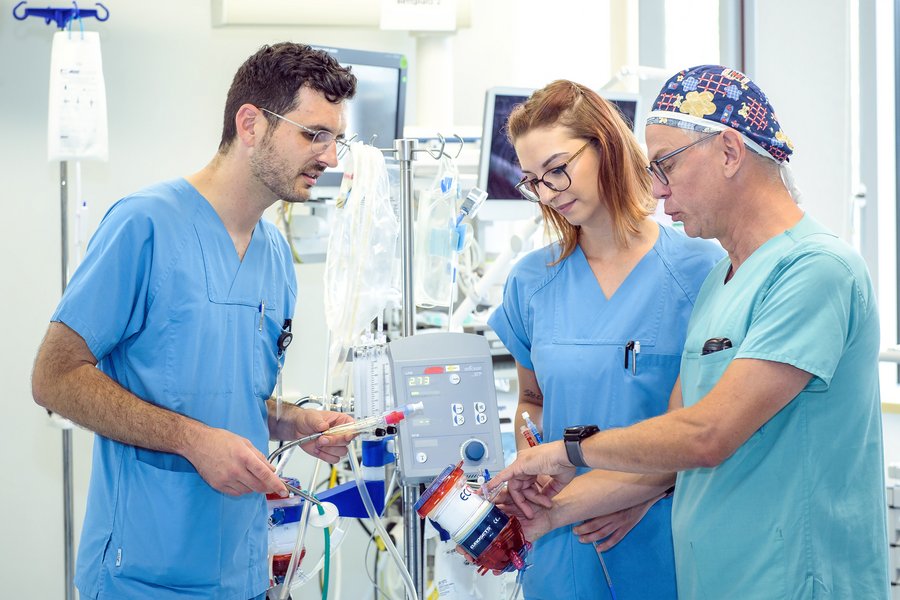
[476,87,642,219]
[312,45,408,188]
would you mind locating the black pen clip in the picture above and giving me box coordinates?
[624,341,634,369]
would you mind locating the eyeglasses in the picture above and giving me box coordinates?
[514,141,592,203]
[646,131,720,186]
[260,108,350,159]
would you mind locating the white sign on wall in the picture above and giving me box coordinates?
[380,0,457,31]
[47,31,109,162]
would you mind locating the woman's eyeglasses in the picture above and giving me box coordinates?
[515,141,592,203]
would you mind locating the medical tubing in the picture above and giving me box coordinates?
[279,460,323,600]
[319,503,330,600]
[290,517,348,587]
[348,448,418,600]
[596,549,617,600]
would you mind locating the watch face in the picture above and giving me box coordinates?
[565,425,599,440]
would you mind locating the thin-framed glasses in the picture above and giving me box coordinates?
[646,131,721,186]
[260,107,350,159]
[515,141,592,203]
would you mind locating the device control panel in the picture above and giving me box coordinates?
[388,332,505,483]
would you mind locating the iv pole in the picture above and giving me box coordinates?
[379,135,456,600]
[12,5,111,599]
[59,162,75,600]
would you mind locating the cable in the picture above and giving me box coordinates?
[278,200,304,264]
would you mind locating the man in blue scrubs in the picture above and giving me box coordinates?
[489,65,891,599]
[32,43,357,599]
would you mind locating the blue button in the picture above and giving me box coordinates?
[463,441,486,461]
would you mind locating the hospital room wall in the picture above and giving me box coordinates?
[1,0,898,597]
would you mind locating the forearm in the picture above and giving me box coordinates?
[34,360,203,457]
[580,405,723,473]
[548,470,674,530]
[266,398,305,440]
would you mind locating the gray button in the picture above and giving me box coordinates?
[474,402,486,413]
[416,452,428,463]
[449,373,461,385]
[453,414,465,426]
[475,413,487,424]
[451,403,464,414]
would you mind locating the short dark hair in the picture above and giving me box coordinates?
[218,42,357,151]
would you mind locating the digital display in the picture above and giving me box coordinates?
[408,376,431,387]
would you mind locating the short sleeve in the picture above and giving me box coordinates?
[736,252,861,388]
[487,268,535,370]
[51,199,154,361]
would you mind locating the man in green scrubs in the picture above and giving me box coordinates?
[489,65,891,599]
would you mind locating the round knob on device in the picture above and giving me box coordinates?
[462,439,487,462]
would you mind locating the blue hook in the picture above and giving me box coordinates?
[12,1,109,30]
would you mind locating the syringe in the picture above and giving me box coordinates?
[292,401,424,446]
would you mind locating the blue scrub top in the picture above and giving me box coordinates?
[53,179,297,600]
[489,224,723,600]
[674,214,890,599]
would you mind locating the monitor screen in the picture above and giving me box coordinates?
[477,87,642,206]
[311,46,407,188]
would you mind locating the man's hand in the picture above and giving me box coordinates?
[496,496,554,542]
[573,494,662,551]
[185,426,287,497]
[287,409,355,463]
[485,441,576,518]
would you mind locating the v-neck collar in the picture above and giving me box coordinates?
[573,224,662,302]
[183,180,277,308]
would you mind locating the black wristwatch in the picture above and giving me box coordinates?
[563,425,600,468]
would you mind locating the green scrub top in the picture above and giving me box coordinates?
[674,214,890,599]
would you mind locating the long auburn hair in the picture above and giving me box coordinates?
[506,80,655,263]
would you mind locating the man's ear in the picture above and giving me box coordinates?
[235,104,265,148]
[720,129,747,179]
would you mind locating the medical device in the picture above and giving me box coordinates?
[309,46,407,190]
[387,332,505,483]
[415,461,530,575]
[521,411,542,445]
[267,402,423,464]
[302,402,421,445]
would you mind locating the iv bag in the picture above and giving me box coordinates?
[323,142,400,379]
[414,154,459,308]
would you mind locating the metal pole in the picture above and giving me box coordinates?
[394,138,417,338]
[60,160,76,600]
[392,138,425,600]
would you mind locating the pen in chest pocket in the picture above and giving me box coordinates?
[624,340,640,375]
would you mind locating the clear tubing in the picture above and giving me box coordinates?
[383,467,399,513]
[348,448,418,600]
[278,460,322,600]
[281,328,333,596]
[291,517,348,587]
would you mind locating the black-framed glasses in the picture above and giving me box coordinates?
[646,131,721,186]
[260,108,350,159]
[515,141,592,203]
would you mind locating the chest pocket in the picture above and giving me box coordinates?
[543,268,677,429]
[679,346,739,408]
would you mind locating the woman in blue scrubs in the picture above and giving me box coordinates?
[487,80,723,600]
